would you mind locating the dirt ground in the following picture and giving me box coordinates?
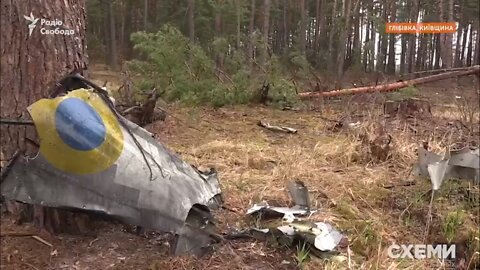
[1,73,479,269]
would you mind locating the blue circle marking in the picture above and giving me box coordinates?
[55,97,106,151]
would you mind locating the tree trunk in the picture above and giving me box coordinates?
[124,0,134,59]
[143,0,148,30]
[214,10,223,72]
[299,0,306,54]
[387,0,397,74]
[328,0,338,70]
[283,0,289,50]
[434,34,441,69]
[107,0,118,70]
[377,0,388,73]
[1,0,89,233]
[363,6,370,71]
[475,28,480,65]
[369,20,376,72]
[416,34,428,71]
[406,0,419,72]
[351,0,361,67]
[467,25,473,66]
[454,23,463,67]
[335,0,354,88]
[119,0,126,58]
[247,0,256,70]
[314,0,322,54]
[400,34,407,74]
[235,0,241,49]
[438,0,453,68]
[261,0,271,66]
[188,0,195,43]
[460,25,468,66]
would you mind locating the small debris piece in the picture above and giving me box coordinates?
[287,180,310,210]
[244,181,346,256]
[246,201,309,218]
[413,146,480,190]
[257,121,297,134]
[31,235,53,248]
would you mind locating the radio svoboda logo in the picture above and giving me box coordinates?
[24,12,75,36]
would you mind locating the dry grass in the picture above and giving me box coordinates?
[146,84,479,269]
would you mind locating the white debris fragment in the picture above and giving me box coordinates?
[313,222,344,251]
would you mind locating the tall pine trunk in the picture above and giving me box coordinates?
[247,0,256,71]
[466,25,473,66]
[143,0,148,30]
[460,25,468,66]
[328,0,338,70]
[335,0,354,88]
[454,23,463,67]
[400,35,407,74]
[261,0,271,66]
[352,0,361,67]
[475,27,480,65]
[406,0,419,73]
[313,0,324,55]
[369,20,376,72]
[106,0,118,70]
[214,9,223,72]
[363,5,370,71]
[434,34,441,69]
[438,0,453,68]
[299,0,306,54]
[377,1,388,72]
[188,0,195,43]
[1,0,89,233]
[387,0,397,74]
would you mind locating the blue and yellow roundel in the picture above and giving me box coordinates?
[28,89,124,175]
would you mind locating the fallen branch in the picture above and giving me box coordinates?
[299,65,480,98]
[0,119,34,126]
[400,66,476,77]
[257,121,297,134]
[0,232,53,248]
[31,235,53,248]
[0,231,35,237]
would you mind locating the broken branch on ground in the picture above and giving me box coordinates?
[257,120,298,134]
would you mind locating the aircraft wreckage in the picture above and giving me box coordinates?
[1,85,222,256]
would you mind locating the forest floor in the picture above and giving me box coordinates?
[1,69,479,270]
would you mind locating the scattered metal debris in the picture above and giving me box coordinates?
[413,146,480,190]
[0,89,223,257]
[287,180,310,210]
[243,181,346,256]
[257,121,298,134]
[247,201,310,221]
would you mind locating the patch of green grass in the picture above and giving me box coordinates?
[294,242,310,268]
[465,184,480,210]
[403,213,413,227]
[387,86,418,101]
[442,210,465,243]
[335,200,358,220]
[359,221,380,246]
[409,189,429,208]
[351,220,381,257]
[467,229,480,256]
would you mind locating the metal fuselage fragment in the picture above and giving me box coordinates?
[0,89,222,256]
